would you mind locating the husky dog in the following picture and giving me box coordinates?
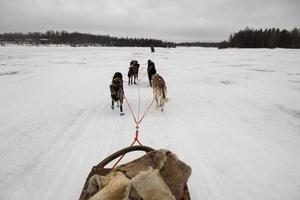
[128,60,139,85]
[110,72,124,116]
[147,60,156,86]
[128,67,134,85]
[152,74,167,112]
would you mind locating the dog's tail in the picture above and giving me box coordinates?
[162,89,169,102]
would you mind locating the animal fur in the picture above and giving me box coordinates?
[115,149,167,178]
[116,149,191,200]
[110,74,124,114]
[123,168,176,200]
[128,67,134,85]
[87,150,191,200]
[89,171,130,200]
[128,61,139,85]
[87,175,104,197]
[160,151,192,199]
[152,74,167,112]
[147,60,156,86]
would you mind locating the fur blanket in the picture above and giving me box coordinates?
[124,168,175,200]
[87,149,191,200]
[88,172,130,200]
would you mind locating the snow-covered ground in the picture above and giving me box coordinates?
[0,46,299,200]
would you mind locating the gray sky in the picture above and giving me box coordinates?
[0,0,299,42]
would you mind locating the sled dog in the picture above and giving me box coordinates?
[110,72,124,115]
[152,74,167,112]
[128,60,139,85]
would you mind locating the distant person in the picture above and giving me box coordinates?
[151,46,155,53]
[147,59,157,86]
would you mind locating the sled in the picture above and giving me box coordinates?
[79,145,191,200]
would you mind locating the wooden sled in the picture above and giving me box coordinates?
[79,145,191,200]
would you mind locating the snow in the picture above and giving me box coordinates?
[0,46,300,200]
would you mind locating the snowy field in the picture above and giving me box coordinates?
[0,46,300,200]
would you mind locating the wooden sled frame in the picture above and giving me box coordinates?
[79,145,191,200]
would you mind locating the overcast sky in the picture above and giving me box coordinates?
[0,0,299,42]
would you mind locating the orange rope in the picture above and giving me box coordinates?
[137,84,141,121]
[112,128,142,168]
[137,98,155,124]
[113,82,154,168]
[123,95,154,125]
[124,95,138,125]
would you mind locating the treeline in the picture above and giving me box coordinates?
[2,28,299,48]
[0,30,176,47]
[220,27,300,48]
[176,42,221,48]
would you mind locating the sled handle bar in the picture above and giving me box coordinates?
[96,145,155,168]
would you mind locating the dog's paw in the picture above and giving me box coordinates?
[111,106,114,110]
[120,112,125,116]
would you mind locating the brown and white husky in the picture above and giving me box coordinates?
[152,74,167,112]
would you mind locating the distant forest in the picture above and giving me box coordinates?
[1,28,299,48]
[220,27,300,49]
[176,42,221,48]
[0,31,176,47]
